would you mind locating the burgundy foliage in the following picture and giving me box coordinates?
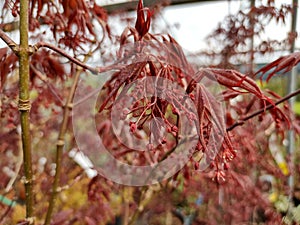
[0,0,299,224]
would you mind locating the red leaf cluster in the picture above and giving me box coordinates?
[88,175,111,202]
[95,3,292,181]
[31,49,66,81]
[3,0,109,50]
[0,1,299,224]
[0,48,18,90]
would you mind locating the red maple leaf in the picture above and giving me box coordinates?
[135,0,151,38]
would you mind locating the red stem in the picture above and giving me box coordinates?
[227,88,300,131]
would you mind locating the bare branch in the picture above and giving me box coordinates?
[34,42,99,73]
[30,65,64,106]
[4,140,23,193]
[34,42,120,74]
[227,88,300,131]
[0,28,19,53]
[44,51,94,225]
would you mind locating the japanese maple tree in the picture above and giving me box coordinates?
[0,0,299,224]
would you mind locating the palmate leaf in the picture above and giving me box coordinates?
[189,68,271,103]
[255,52,300,82]
[193,83,235,169]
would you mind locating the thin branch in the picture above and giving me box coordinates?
[128,186,159,225]
[34,42,120,74]
[73,86,103,106]
[0,28,19,53]
[4,140,23,193]
[30,65,64,106]
[227,88,300,131]
[0,202,14,223]
[44,53,91,225]
[34,42,98,73]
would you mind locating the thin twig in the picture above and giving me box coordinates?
[128,186,159,225]
[30,65,64,106]
[43,52,92,225]
[0,203,14,223]
[34,42,121,74]
[0,28,19,53]
[4,139,23,193]
[227,88,300,131]
[34,42,99,73]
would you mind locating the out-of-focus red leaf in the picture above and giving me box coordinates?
[88,175,111,202]
[30,0,45,18]
[63,0,79,18]
[0,47,7,60]
[293,121,300,135]
[62,0,96,36]
[16,221,29,225]
[31,50,65,80]
[255,52,300,82]
[119,27,139,46]
[52,210,73,225]
[11,0,20,17]
[84,216,97,225]
[93,3,108,22]
[269,107,290,127]
[0,48,18,89]
[0,47,8,89]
